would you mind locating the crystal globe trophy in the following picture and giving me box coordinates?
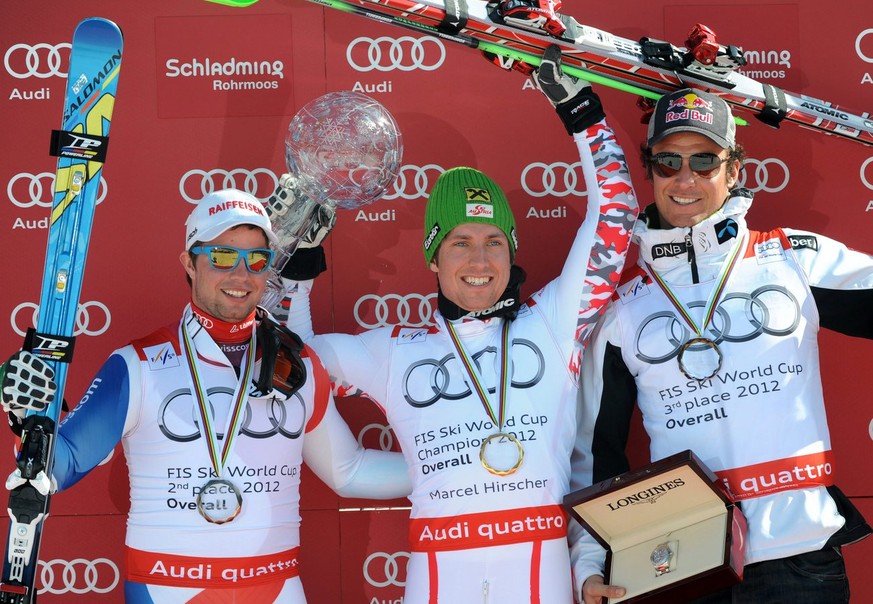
[261,91,403,311]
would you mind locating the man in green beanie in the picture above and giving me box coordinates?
[278,46,638,603]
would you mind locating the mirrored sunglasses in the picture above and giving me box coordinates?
[191,245,274,274]
[647,152,728,178]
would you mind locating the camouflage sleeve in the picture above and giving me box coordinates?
[544,118,638,378]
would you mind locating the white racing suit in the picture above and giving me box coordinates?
[572,189,873,587]
[50,305,410,603]
[286,120,638,603]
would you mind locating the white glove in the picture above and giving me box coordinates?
[1,351,56,416]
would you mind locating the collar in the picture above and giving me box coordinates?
[190,301,256,344]
[437,265,526,322]
[635,189,753,275]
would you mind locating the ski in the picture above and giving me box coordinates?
[208,0,873,146]
[0,18,123,603]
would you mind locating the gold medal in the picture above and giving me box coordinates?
[677,336,723,381]
[479,432,524,476]
[196,479,243,525]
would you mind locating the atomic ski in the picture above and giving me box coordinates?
[0,18,123,603]
[208,0,873,146]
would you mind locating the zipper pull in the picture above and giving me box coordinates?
[685,230,700,283]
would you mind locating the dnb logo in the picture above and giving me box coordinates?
[37,557,120,596]
[363,551,410,588]
[4,42,71,79]
[347,36,446,72]
[179,168,279,203]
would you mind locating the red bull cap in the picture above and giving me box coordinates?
[647,88,735,149]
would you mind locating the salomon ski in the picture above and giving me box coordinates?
[0,18,123,603]
[207,0,872,146]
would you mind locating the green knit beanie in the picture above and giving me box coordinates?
[422,167,517,265]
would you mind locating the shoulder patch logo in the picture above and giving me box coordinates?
[144,343,179,370]
[617,275,650,304]
[788,234,819,252]
[714,218,739,245]
[396,328,429,344]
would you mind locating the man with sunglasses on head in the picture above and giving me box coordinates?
[572,86,873,602]
[0,188,411,603]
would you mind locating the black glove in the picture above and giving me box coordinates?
[533,45,605,134]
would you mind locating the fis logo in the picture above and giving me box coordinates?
[144,344,180,370]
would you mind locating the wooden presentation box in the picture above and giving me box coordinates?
[564,450,747,603]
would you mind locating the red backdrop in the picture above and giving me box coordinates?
[2,0,872,601]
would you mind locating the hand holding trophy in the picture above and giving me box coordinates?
[261,91,403,309]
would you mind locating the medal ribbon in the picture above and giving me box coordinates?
[443,318,511,430]
[180,310,256,477]
[643,234,746,338]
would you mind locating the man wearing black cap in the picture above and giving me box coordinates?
[279,56,639,602]
[574,86,873,602]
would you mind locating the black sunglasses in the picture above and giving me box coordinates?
[646,152,729,178]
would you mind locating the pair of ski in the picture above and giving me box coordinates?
[0,18,123,603]
[209,0,873,147]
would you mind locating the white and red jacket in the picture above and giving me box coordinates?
[287,122,639,603]
[52,305,409,603]
[573,189,873,587]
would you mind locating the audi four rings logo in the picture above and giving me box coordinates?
[8,172,107,208]
[402,340,546,408]
[634,286,801,364]
[11,301,111,337]
[159,387,306,441]
[357,423,396,451]
[363,551,409,588]
[857,29,873,63]
[354,293,438,329]
[737,158,790,193]
[862,157,873,191]
[179,168,279,204]
[347,36,446,72]
[4,42,71,79]
[382,164,445,200]
[521,162,589,198]
[38,557,120,595]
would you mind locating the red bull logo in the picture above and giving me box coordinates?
[664,93,715,126]
[666,93,714,113]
